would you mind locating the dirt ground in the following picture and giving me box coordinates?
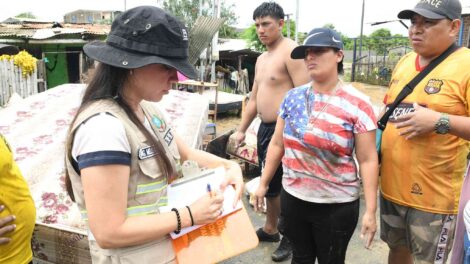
[213,82,389,263]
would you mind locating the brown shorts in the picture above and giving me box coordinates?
[380,195,456,264]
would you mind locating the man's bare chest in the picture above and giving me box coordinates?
[256,58,290,86]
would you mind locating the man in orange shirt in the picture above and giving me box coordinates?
[379,0,470,263]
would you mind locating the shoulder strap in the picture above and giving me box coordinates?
[140,101,179,180]
[377,43,459,130]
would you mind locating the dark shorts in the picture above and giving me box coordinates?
[257,121,283,197]
[380,195,456,264]
[281,188,359,264]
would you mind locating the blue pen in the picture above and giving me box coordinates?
[207,183,212,198]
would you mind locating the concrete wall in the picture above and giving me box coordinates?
[64,11,117,24]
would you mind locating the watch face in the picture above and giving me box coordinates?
[436,125,448,134]
[435,119,450,134]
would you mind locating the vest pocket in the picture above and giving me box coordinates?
[138,151,164,180]
[135,158,168,206]
[89,238,176,264]
[118,238,175,264]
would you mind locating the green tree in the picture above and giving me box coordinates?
[241,24,264,51]
[392,33,410,48]
[362,28,409,54]
[367,28,392,54]
[162,0,239,38]
[322,23,354,50]
[219,2,239,38]
[15,12,36,19]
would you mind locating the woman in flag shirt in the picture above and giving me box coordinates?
[253,27,379,263]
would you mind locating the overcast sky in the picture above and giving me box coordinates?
[1,0,470,37]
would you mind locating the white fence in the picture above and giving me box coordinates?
[0,59,38,106]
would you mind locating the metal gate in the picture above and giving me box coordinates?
[350,36,410,86]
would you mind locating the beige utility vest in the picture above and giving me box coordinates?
[65,99,182,264]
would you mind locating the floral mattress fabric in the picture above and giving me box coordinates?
[0,84,208,241]
[226,117,260,165]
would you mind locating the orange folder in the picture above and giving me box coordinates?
[172,205,259,264]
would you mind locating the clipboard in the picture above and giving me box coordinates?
[161,167,242,239]
[172,204,259,264]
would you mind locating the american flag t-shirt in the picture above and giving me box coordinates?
[279,83,377,203]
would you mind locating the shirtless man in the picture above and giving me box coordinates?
[233,2,310,262]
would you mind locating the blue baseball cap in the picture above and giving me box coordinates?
[398,0,462,20]
[291,28,343,59]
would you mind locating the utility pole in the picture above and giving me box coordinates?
[210,0,220,83]
[199,0,203,16]
[124,0,127,11]
[358,0,365,71]
[295,0,299,43]
[285,14,291,39]
[199,0,204,81]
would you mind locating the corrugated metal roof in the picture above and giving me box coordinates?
[218,38,248,51]
[64,9,119,15]
[32,28,86,39]
[0,22,110,39]
[188,16,226,65]
[2,17,52,24]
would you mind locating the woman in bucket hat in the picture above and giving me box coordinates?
[256,27,379,263]
[64,6,243,263]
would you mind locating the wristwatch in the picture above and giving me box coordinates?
[434,113,450,134]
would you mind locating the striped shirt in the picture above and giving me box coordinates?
[279,83,377,203]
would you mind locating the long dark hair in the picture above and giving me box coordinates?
[65,63,173,202]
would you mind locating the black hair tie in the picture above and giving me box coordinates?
[186,205,194,226]
[171,208,181,234]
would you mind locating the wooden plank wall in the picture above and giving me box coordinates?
[0,60,38,106]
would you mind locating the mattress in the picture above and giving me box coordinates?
[202,90,245,113]
[0,84,208,263]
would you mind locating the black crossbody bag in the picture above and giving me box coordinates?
[376,43,459,157]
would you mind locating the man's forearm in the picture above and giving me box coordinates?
[449,115,470,141]
[238,100,257,133]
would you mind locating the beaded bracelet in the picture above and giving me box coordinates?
[171,208,181,234]
[186,205,194,226]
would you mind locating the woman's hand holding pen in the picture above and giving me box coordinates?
[219,160,244,208]
[189,190,224,225]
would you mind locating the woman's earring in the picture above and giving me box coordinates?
[130,70,133,75]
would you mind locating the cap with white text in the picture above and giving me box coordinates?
[398,0,462,20]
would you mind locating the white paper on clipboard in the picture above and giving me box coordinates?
[160,166,242,239]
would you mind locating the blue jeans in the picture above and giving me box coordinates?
[465,232,470,264]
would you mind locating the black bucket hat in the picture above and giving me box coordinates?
[291,28,343,59]
[84,6,197,79]
[398,0,462,20]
